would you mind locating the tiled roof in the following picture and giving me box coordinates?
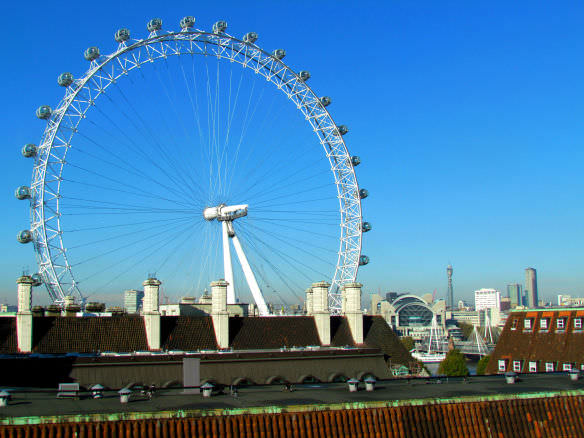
[330,316,355,346]
[0,318,17,354]
[363,316,414,366]
[229,316,321,349]
[0,315,411,364]
[2,394,583,437]
[487,310,584,373]
[32,316,148,353]
[161,316,217,351]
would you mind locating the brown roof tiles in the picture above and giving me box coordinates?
[229,316,321,349]
[487,309,584,374]
[161,316,217,351]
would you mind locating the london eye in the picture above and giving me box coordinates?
[16,16,371,313]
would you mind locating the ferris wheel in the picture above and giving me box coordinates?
[16,16,371,313]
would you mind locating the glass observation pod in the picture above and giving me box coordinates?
[243,32,258,44]
[180,16,195,30]
[359,188,369,199]
[361,222,372,232]
[31,274,42,286]
[351,156,360,166]
[36,106,52,120]
[337,125,349,136]
[320,96,332,107]
[298,71,311,81]
[147,18,162,32]
[213,20,228,34]
[15,186,31,200]
[17,230,33,244]
[57,72,73,87]
[83,47,100,62]
[272,49,286,60]
[359,255,370,266]
[22,144,37,158]
[115,28,130,42]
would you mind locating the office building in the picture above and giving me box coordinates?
[474,288,500,312]
[507,283,522,308]
[124,289,144,314]
[525,268,538,308]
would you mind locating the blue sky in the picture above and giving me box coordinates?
[2,1,584,306]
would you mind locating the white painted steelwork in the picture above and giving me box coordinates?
[26,17,366,309]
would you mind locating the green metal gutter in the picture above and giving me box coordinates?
[1,389,583,426]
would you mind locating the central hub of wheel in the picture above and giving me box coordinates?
[203,204,248,222]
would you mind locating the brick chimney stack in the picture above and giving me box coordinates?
[311,281,331,345]
[211,280,229,349]
[16,275,34,353]
[343,282,364,344]
[305,287,313,315]
[142,277,161,350]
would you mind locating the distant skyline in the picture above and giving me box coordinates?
[3,1,584,305]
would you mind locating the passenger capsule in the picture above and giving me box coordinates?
[272,49,286,60]
[359,255,370,266]
[298,71,311,81]
[212,20,227,34]
[17,230,33,244]
[320,96,331,107]
[147,18,162,32]
[243,32,258,44]
[57,72,73,87]
[180,16,195,29]
[362,222,372,232]
[337,125,349,136]
[31,274,42,287]
[15,186,31,200]
[22,144,37,158]
[115,28,130,42]
[36,106,52,120]
[359,188,369,199]
[84,47,100,61]
[351,156,361,166]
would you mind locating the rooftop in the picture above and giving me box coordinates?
[0,373,581,424]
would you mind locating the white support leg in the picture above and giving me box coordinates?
[231,234,270,316]
[222,221,235,304]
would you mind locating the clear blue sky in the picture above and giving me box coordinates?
[3,1,584,305]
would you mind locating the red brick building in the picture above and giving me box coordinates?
[487,308,584,374]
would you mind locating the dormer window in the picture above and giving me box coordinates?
[511,318,518,330]
[524,319,532,330]
[540,318,548,330]
[575,318,582,330]
[557,319,565,330]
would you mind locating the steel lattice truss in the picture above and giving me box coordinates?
[30,24,363,311]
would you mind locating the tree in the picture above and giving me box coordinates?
[438,349,469,377]
[476,355,491,375]
[458,322,474,340]
[400,336,415,352]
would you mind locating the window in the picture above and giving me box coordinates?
[575,319,582,330]
[563,363,572,371]
[546,363,554,372]
[498,360,506,372]
[513,361,522,372]
[511,318,518,330]
[540,318,548,330]
[524,319,532,330]
[529,362,537,373]
[557,319,565,330]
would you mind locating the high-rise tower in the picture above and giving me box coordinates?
[447,265,454,309]
[506,283,522,308]
[525,268,538,308]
